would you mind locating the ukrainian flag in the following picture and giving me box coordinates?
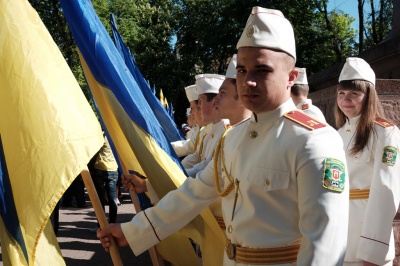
[0,0,103,265]
[109,14,184,142]
[60,1,224,265]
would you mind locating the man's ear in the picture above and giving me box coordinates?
[288,68,299,88]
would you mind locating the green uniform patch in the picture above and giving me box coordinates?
[322,158,345,192]
[382,146,397,166]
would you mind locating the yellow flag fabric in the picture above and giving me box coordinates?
[159,89,168,108]
[0,0,104,265]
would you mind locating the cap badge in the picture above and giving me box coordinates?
[246,25,256,37]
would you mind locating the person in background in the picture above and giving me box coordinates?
[97,7,349,265]
[185,108,196,140]
[335,57,400,266]
[181,73,228,177]
[290,67,326,122]
[90,133,119,231]
[171,85,204,158]
[62,174,86,208]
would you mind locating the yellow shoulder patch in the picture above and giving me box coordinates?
[284,110,326,130]
[374,117,394,128]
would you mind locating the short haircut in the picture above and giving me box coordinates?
[291,84,309,97]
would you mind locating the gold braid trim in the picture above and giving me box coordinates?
[193,126,204,152]
[214,127,234,197]
[197,131,208,162]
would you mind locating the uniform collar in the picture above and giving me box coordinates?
[250,98,296,123]
[211,119,229,132]
[296,98,312,109]
[346,115,360,126]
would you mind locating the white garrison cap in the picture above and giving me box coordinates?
[339,57,375,86]
[295,67,308,85]
[225,54,237,79]
[195,74,225,94]
[185,85,198,102]
[237,6,296,60]
[186,108,191,116]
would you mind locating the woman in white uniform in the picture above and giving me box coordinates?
[335,57,400,266]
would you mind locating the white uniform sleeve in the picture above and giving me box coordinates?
[357,126,400,264]
[145,179,160,204]
[121,162,218,255]
[297,129,349,265]
[171,139,194,157]
[185,158,212,177]
[181,151,199,168]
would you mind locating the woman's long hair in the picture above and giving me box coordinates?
[334,80,385,155]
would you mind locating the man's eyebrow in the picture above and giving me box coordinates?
[236,63,273,69]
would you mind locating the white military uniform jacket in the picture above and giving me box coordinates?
[121,99,349,265]
[296,99,326,123]
[181,124,211,169]
[185,125,196,140]
[339,116,400,265]
[183,120,229,177]
[171,125,200,157]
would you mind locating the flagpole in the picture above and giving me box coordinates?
[119,159,165,266]
[81,167,123,266]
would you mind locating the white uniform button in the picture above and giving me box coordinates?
[265,179,270,186]
[228,225,233,233]
[249,131,258,139]
[346,129,351,134]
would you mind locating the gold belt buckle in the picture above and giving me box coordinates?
[226,242,236,260]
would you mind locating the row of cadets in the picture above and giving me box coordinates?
[131,55,246,209]
[336,57,400,266]
[184,108,196,140]
[98,6,349,265]
[290,67,327,122]
[121,54,252,264]
[181,73,229,177]
[171,85,204,157]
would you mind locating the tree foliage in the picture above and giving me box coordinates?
[28,0,392,126]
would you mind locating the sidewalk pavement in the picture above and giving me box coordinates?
[57,191,155,266]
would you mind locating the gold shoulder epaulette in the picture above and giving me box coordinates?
[284,110,326,130]
[374,117,394,128]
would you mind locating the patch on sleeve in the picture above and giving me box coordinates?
[382,146,397,166]
[322,158,345,192]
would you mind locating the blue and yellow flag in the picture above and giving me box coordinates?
[0,1,104,265]
[60,1,225,265]
[109,14,184,142]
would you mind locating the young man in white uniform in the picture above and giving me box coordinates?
[171,85,203,157]
[290,67,326,122]
[181,74,229,177]
[98,7,349,265]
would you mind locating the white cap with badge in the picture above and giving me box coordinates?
[195,74,225,95]
[339,57,375,86]
[295,67,308,85]
[225,54,237,79]
[236,6,296,60]
[185,85,198,102]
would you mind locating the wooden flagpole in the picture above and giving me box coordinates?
[80,167,123,266]
[119,159,164,266]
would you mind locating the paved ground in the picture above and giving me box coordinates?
[57,192,154,266]
[0,190,163,266]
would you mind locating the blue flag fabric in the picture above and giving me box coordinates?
[109,14,184,142]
